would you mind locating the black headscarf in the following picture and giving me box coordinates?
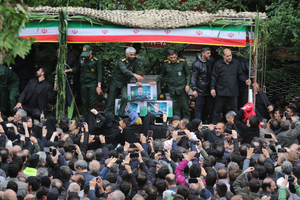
[143,113,156,136]
[102,114,120,148]
[189,119,202,132]
[43,117,58,140]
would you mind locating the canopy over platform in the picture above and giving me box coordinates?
[28,7,267,29]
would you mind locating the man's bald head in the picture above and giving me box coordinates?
[4,189,17,200]
[165,174,176,186]
[231,195,242,200]
[223,48,232,63]
[12,145,21,155]
[24,194,36,200]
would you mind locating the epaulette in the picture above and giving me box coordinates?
[179,59,185,62]
[164,60,169,62]
[122,58,127,62]
[93,57,98,61]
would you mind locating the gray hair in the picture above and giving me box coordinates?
[86,150,95,159]
[68,182,80,193]
[110,190,125,200]
[36,167,49,177]
[17,109,27,118]
[37,151,46,165]
[280,120,291,131]
[157,160,168,167]
[201,46,211,54]
[225,111,236,119]
[75,160,87,170]
[51,179,63,190]
[153,139,164,153]
[227,162,239,171]
[282,161,293,174]
[125,47,136,54]
[89,161,100,174]
[133,194,145,200]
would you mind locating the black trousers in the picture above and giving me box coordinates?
[212,96,238,124]
[23,105,42,120]
[238,87,249,109]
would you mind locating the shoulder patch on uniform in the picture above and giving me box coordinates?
[93,57,98,61]
[164,60,169,62]
[179,59,185,61]
[122,58,127,62]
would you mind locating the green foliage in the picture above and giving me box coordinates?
[265,0,300,56]
[0,1,35,65]
[56,9,68,122]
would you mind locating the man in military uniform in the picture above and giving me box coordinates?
[149,49,190,119]
[64,45,102,117]
[0,65,19,114]
[105,47,143,116]
[133,87,147,100]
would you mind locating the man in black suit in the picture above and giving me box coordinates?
[14,67,57,119]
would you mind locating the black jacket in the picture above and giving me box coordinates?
[191,54,214,96]
[19,79,56,112]
[211,58,247,97]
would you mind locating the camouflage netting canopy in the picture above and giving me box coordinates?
[28,6,267,29]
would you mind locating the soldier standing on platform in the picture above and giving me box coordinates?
[65,45,102,117]
[149,49,191,119]
[105,47,143,116]
[0,65,19,114]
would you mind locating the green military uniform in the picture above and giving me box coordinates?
[106,55,139,116]
[0,65,19,112]
[156,58,190,119]
[72,45,102,117]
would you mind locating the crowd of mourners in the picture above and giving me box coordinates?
[0,96,300,200]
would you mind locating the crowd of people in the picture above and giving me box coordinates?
[0,96,299,200]
[1,43,300,200]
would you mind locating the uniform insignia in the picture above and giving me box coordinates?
[177,60,179,63]
[94,57,98,61]
[83,58,85,60]
[168,61,170,64]
[160,94,164,98]
[179,59,185,61]
[122,58,126,62]
[83,47,87,51]
[126,60,128,63]
[131,68,133,72]
[91,59,93,61]
[91,68,95,72]
[164,60,169,62]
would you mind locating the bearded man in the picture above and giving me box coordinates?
[210,48,251,124]
[14,68,57,119]
[190,46,215,123]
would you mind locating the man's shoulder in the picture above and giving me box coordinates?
[92,56,100,61]
[119,56,127,62]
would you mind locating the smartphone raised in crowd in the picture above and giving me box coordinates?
[188,178,198,184]
[178,131,185,136]
[147,130,153,140]
[52,148,57,156]
[264,134,272,139]
[130,153,139,158]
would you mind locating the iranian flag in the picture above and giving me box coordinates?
[20,21,247,47]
